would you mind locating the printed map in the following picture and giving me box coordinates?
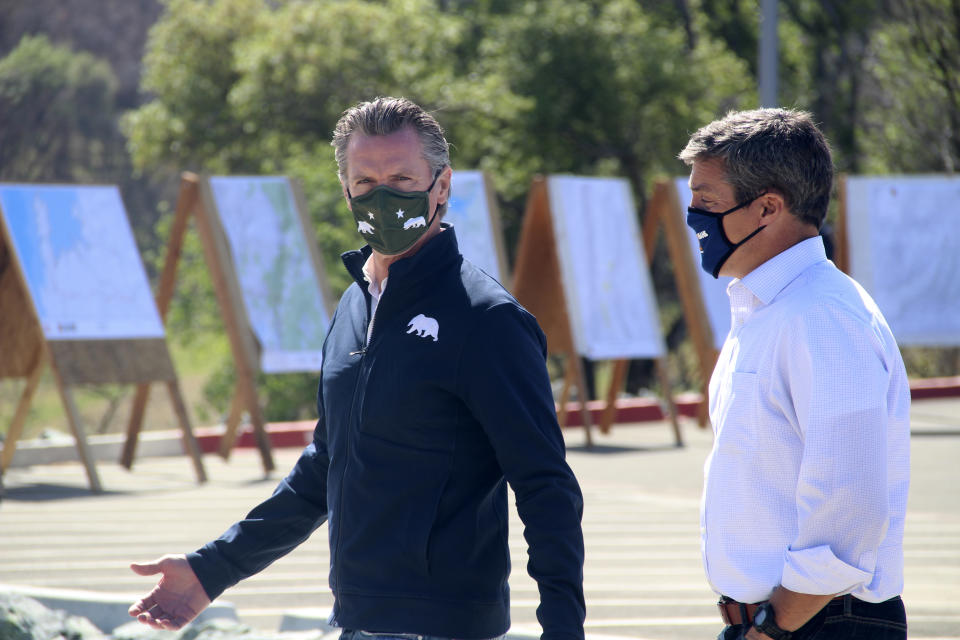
[209,177,330,372]
[846,175,960,345]
[0,184,164,340]
[446,171,503,282]
[547,176,665,359]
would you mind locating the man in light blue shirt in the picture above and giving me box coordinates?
[681,109,910,640]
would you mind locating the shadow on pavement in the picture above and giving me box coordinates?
[0,483,126,502]
[566,443,680,455]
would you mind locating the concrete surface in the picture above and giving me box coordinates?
[1,397,958,639]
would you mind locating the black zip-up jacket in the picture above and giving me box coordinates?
[187,226,585,639]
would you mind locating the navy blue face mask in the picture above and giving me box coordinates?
[686,193,766,278]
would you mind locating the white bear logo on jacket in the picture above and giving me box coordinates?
[406,314,439,342]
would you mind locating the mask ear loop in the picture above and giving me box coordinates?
[422,167,446,227]
[706,192,768,277]
[710,224,765,277]
[425,168,442,192]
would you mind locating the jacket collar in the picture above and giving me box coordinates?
[341,222,461,297]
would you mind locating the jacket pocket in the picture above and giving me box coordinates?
[337,431,452,594]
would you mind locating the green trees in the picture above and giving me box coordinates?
[121,0,754,412]
[861,0,960,173]
[126,0,750,292]
[0,35,119,182]
[3,0,955,427]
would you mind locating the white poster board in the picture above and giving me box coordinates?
[446,170,504,282]
[546,175,664,359]
[208,176,330,372]
[673,178,733,349]
[845,175,960,346]
[0,184,165,340]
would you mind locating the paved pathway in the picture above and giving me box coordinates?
[1,398,958,639]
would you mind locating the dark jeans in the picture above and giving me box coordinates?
[719,595,907,640]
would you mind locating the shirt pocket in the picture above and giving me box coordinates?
[715,371,762,451]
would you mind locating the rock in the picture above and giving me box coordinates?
[109,620,176,640]
[0,593,331,640]
[0,593,106,640]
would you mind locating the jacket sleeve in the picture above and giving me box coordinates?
[186,380,331,601]
[458,302,586,640]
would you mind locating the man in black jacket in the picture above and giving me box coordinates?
[128,97,586,640]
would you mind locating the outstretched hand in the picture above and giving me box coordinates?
[128,554,211,630]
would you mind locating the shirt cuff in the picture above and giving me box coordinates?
[781,545,874,595]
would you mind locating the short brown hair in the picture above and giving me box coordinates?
[679,108,833,228]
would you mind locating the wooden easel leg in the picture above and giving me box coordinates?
[654,357,683,447]
[219,384,245,460]
[697,382,710,429]
[120,383,151,469]
[229,374,274,473]
[165,380,207,483]
[601,359,628,434]
[51,372,103,493]
[1,360,44,473]
[246,404,275,473]
[557,358,573,430]
[570,354,594,448]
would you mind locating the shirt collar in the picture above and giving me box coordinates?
[738,236,827,306]
[361,254,387,301]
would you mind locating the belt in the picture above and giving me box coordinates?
[718,595,846,626]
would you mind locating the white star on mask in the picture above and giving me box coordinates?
[396,208,405,219]
[368,212,374,220]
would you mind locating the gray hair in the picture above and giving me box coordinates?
[678,108,833,228]
[331,96,451,215]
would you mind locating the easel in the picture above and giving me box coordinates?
[447,170,512,291]
[123,173,272,472]
[512,176,682,447]
[0,190,206,492]
[124,172,334,473]
[637,178,721,428]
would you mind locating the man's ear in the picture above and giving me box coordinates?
[437,166,452,205]
[759,191,786,220]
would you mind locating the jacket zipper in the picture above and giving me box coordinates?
[349,293,378,356]
[333,293,377,587]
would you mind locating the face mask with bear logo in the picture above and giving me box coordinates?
[348,171,441,255]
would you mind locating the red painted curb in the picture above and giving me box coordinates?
[193,422,315,455]
[556,394,703,427]
[909,376,960,400]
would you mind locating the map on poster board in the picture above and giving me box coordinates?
[546,175,664,360]
[208,176,330,372]
[845,175,960,345]
[446,170,503,282]
[0,184,165,341]
[674,177,733,349]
